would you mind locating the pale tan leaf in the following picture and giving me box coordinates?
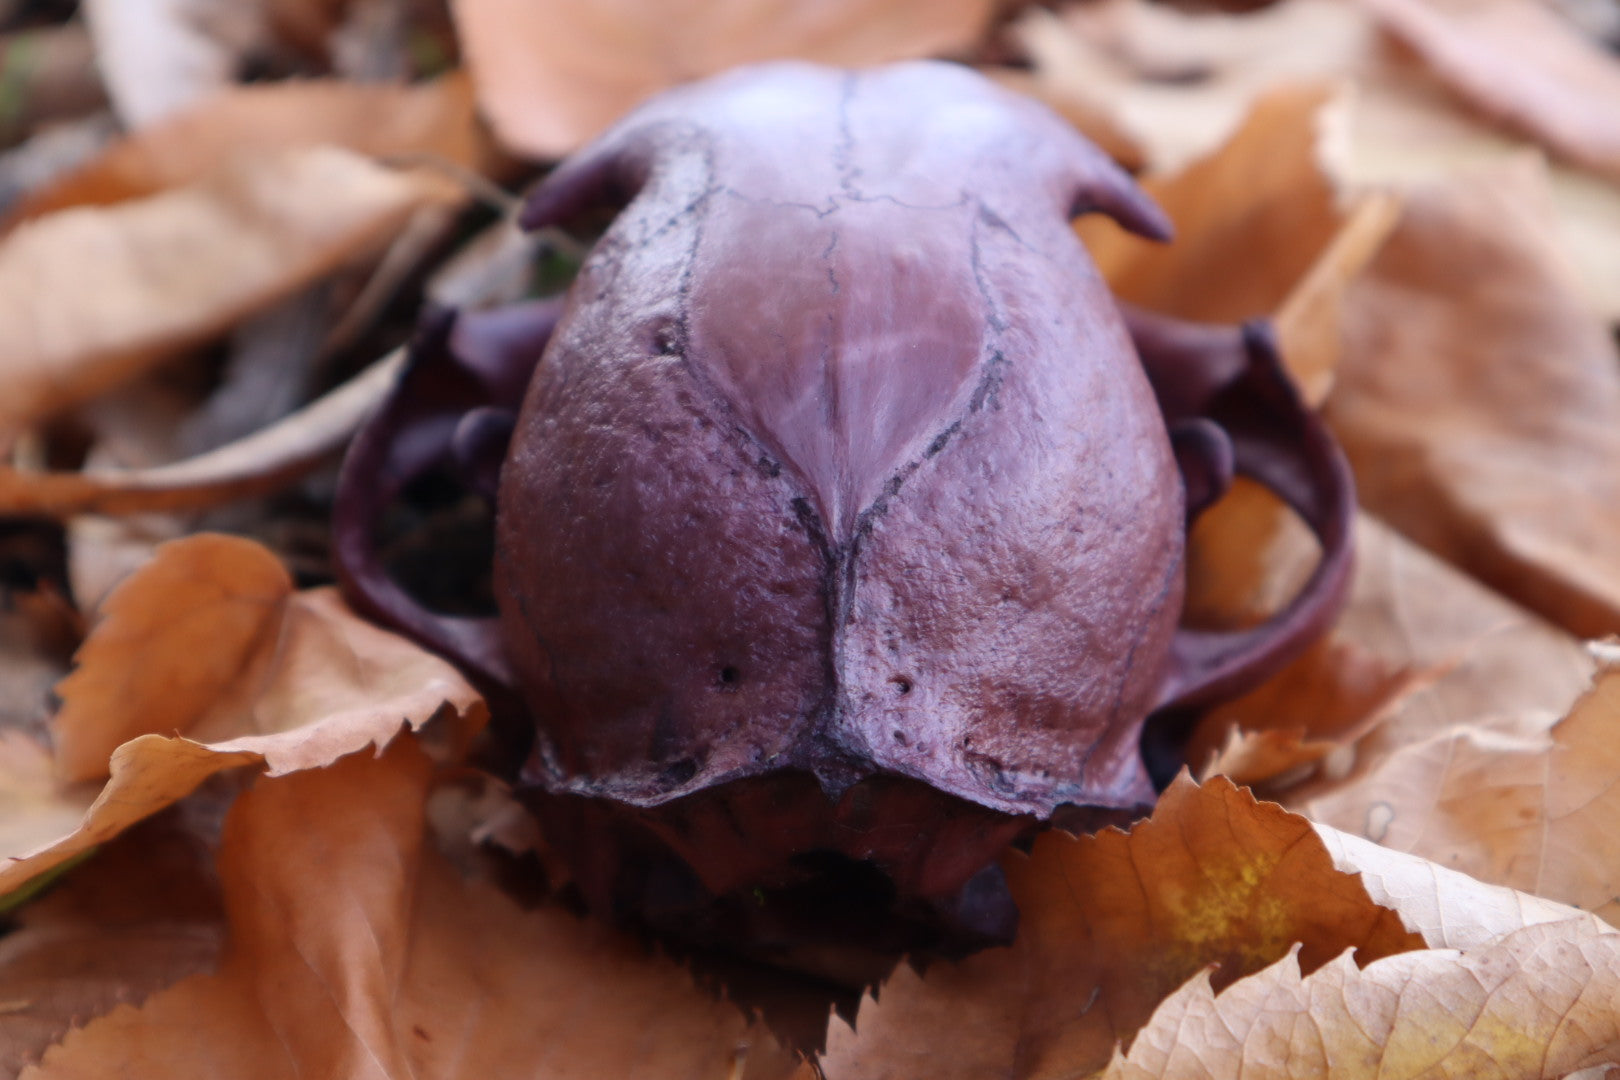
[1327,161,1620,638]
[82,0,268,127]
[51,534,292,782]
[26,739,801,1080]
[0,734,95,866]
[451,0,997,159]
[3,535,484,898]
[0,734,258,910]
[1315,824,1610,949]
[9,75,483,223]
[820,775,1421,1080]
[0,347,403,519]
[0,147,452,436]
[1195,508,1592,766]
[1102,921,1620,1079]
[1358,0,1620,182]
[1301,655,1620,928]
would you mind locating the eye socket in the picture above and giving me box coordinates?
[717,665,741,687]
[890,677,913,696]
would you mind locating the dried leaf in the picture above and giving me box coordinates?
[1316,823,1611,949]
[1301,652,1620,928]
[0,347,404,519]
[1357,0,1620,182]
[0,813,224,1077]
[451,0,997,159]
[1273,190,1403,405]
[1015,0,1378,173]
[1080,85,1347,327]
[8,75,483,224]
[820,775,1421,1079]
[1192,637,1419,790]
[1211,514,1592,772]
[27,738,801,1080]
[1078,82,1396,404]
[51,534,292,782]
[82,0,268,127]
[0,734,94,868]
[0,147,452,436]
[2,534,484,898]
[1102,920,1620,1079]
[1327,161,1620,638]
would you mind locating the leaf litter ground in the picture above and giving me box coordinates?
[2,0,1620,1077]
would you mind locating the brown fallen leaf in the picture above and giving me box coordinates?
[1101,919,1620,1079]
[1357,0,1620,183]
[0,346,404,519]
[1316,822,1613,949]
[6,74,483,224]
[1079,85,1348,329]
[451,0,997,159]
[1301,651,1620,929]
[819,775,1421,1080]
[1216,514,1591,768]
[0,812,225,1078]
[0,147,454,438]
[1190,636,1417,786]
[0,735,94,870]
[2,534,484,898]
[1015,0,1378,174]
[1030,0,1620,324]
[1328,160,1620,639]
[26,738,802,1080]
[50,534,291,782]
[81,0,269,128]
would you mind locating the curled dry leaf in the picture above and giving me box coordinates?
[51,534,291,782]
[1315,824,1611,949]
[1102,919,1620,1079]
[819,775,1422,1080]
[27,738,801,1080]
[1079,85,1346,329]
[1301,653,1620,929]
[1190,636,1418,786]
[1,533,485,899]
[0,347,404,520]
[450,0,997,159]
[1356,0,1620,183]
[7,75,483,224]
[1029,0,1620,325]
[0,147,454,439]
[1328,160,1620,639]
